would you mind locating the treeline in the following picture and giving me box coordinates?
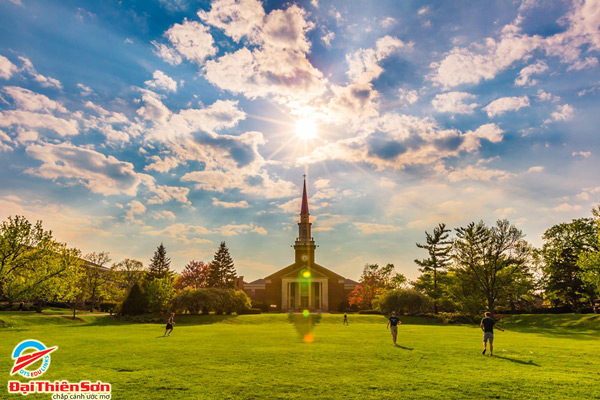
[349,205,600,316]
[0,215,251,316]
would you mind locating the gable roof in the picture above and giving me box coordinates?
[265,262,345,281]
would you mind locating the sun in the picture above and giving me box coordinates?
[294,117,318,140]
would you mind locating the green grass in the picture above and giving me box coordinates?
[1,313,600,399]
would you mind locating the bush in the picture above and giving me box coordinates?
[238,308,261,314]
[171,288,251,315]
[252,303,270,312]
[121,283,148,315]
[358,309,382,315]
[377,288,432,316]
[99,303,116,313]
[144,277,175,314]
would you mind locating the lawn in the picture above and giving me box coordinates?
[1,312,599,399]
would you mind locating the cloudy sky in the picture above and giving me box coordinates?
[1,0,599,281]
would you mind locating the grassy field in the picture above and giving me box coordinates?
[1,311,600,399]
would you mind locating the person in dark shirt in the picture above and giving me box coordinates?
[343,313,348,325]
[163,313,175,337]
[386,311,401,346]
[480,312,505,356]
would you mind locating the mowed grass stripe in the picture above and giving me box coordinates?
[1,313,599,399]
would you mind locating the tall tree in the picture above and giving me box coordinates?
[579,206,600,298]
[176,260,211,290]
[0,216,83,311]
[348,263,406,310]
[147,243,173,280]
[414,223,452,314]
[113,258,146,288]
[541,217,599,310]
[208,242,236,288]
[83,252,111,311]
[453,220,532,313]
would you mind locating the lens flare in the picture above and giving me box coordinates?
[302,270,311,278]
[303,333,314,343]
[302,309,310,317]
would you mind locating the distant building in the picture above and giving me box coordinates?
[242,177,358,312]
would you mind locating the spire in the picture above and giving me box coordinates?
[301,174,309,216]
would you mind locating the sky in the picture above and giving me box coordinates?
[0,0,599,282]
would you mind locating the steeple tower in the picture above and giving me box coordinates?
[294,175,316,265]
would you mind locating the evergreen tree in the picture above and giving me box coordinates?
[121,282,148,315]
[414,223,452,314]
[209,242,236,288]
[147,243,173,280]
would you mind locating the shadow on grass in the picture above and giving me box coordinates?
[493,355,540,367]
[395,344,414,351]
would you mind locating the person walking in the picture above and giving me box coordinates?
[480,312,505,356]
[386,311,401,345]
[164,313,175,337]
[343,313,348,325]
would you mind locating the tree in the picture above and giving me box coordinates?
[144,277,175,313]
[348,263,406,310]
[113,258,146,289]
[208,242,236,288]
[375,288,432,315]
[176,260,211,290]
[578,207,600,301]
[83,252,111,311]
[121,283,148,315]
[453,220,533,314]
[147,243,173,280]
[414,223,452,314]
[0,216,83,312]
[540,217,599,310]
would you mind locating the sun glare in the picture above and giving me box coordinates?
[294,117,318,140]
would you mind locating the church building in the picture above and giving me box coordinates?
[242,178,359,312]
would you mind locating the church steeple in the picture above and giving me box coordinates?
[294,175,316,265]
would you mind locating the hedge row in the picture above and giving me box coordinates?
[171,288,252,315]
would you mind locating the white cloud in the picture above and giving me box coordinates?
[151,41,183,65]
[212,197,250,208]
[0,55,18,79]
[198,0,265,42]
[321,31,335,47]
[0,129,13,152]
[483,96,530,117]
[314,179,330,189]
[446,165,512,182]
[144,155,180,173]
[3,86,67,113]
[165,19,217,64]
[572,151,591,158]
[346,36,410,84]
[546,104,574,122]
[218,223,267,236]
[77,83,93,96]
[144,70,177,92]
[398,88,418,105]
[353,222,402,234]
[494,207,517,217]
[125,200,147,222]
[431,91,478,114]
[431,1,600,88]
[514,60,548,86]
[143,223,213,244]
[19,56,62,89]
[527,166,545,173]
[25,142,150,196]
[536,89,560,102]
[549,203,582,212]
[0,110,79,136]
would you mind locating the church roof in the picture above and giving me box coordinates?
[301,177,309,215]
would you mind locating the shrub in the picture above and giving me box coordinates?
[238,308,261,315]
[252,303,270,312]
[171,288,251,315]
[144,277,175,314]
[358,309,382,315]
[121,283,148,315]
[377,288,432,316]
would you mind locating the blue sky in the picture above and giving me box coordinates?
[1,0,599,281]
